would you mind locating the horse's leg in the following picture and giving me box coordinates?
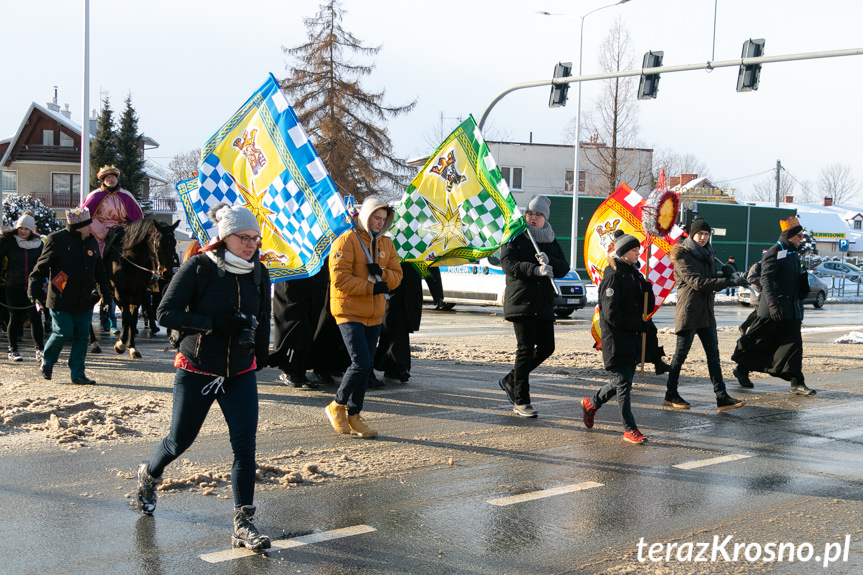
[88,323,101,354]
[113,298,127,354]
[128,304,141,359]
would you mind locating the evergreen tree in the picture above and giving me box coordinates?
[280,0,415,202]
[2,195,63,234]
[115,94,147,201]
[89,95,118,190]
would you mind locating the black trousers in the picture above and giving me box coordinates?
[6,288,43,351]
[507,317,555,406]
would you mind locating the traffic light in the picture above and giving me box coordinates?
[548,62,572,108]
[638,51,663,100]
[737,39,765,92]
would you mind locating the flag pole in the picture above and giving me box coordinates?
[640,240,652,378]
[525,228,561,295]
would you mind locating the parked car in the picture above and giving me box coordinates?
[737,271,828,309]
[421,251,587,317]
[811,261,863,283]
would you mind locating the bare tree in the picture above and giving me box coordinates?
[652,149,711,185]
[280,0,416,202]
[148,148,201,200]
[565,18,651,196]
[817,163,860,204]
[747,172,795,203]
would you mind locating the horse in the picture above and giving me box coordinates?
[102,218,179,358]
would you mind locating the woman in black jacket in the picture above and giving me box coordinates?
[133,203,272,551]
[498,195,569,418]
[0,213,44,362]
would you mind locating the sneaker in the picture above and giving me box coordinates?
[663,393,691,409]
[310,370,335,385]
[40,361,53,380]
[325,401,351,434]
[71,376,96,386]
[733,367,754,388]
[132,462,161,515]
[7,350,22,362]
[513,404,538,418]
[231,505,271,551]
[35,349,43,363]
[623,429,648,444]
[498,375,516,405]
[581,398,596,429]
[279,371,318,389]
[716,393,745,412]
[347,413,378,438]
[110,327,121,336]
[790,383,816,396]
[367,373,385,389]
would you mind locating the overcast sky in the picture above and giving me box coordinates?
[2,0,861,200]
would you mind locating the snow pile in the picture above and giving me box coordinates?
[834,331,863,344]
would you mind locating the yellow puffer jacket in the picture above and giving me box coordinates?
[329,197,403,325]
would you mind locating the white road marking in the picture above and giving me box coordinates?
[487,481,604,506]
[673,454,752,470]
[200,524,376,563]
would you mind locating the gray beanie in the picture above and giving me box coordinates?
[208,202,260,240]
[615,234,641,258]
[527,195,551,220]
[15,214,36,232]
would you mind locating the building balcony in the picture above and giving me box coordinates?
[15,145,80,163]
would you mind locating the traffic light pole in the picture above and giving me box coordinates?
[476,46,863,270]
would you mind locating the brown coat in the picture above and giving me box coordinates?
[329,198,402,326]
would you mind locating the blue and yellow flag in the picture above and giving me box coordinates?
[176,74,352,282]
[390,115,526,275]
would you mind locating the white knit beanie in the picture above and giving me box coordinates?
[15,214,36,232]
[207,203,260,239]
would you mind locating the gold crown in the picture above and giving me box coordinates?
[779,215,800,231]
[97,165,121,180]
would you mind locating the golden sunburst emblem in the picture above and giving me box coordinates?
[427,198,467,251]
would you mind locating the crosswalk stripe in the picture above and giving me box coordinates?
[487,481,604,506]
[673,454,752,470]
[200,524,376,563]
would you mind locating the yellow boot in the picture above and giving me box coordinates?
[326,401,350,434]
[347,413,377,438]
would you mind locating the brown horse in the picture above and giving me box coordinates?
[102,218,178,358]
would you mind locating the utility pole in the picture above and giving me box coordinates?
[775,160,781,207]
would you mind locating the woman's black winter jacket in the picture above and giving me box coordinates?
[0,234,42,290]
[501,231,569,320]
[157,252,271,377]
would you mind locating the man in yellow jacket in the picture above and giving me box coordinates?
[326,196,402,438]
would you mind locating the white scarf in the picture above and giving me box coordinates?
[207,250,254,275]
[15,235,42,250]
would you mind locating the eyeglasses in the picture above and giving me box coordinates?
[525,211,545,218]
[233,234,261,246]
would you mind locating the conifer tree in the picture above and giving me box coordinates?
[89,95,117,190]
[280,0,415,202]
[115,94,146,201]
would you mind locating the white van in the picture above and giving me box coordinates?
[422,250,587,317]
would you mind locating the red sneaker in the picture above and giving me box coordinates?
[581,398,596,429]
[623,429,647,444]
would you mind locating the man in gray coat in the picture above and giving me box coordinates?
[664,218,748,412]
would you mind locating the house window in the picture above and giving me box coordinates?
[43,130,54,146]
[52,173,80,206]
[500,166,523,191]
[1,171,17,194]
[59,132,74,147]
[578,170,586,193]
[565,170,586,193]
[565,170,573,192]
[854,219,862,230]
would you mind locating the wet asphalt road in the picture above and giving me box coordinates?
[2,303,863,574]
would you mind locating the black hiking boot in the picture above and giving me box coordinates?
[733,367,754,388]
[716,393,746,413]
[790,378,816,396]
[132,462,161,516]
[231,505,271,551]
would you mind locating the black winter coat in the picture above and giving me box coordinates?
[157,252,271,377]
[599,257,654,370]
[0,234,42,291]
[757,238,806,321]
[669,237,728,332]
[501,231,569,320]
[28,227,109,313]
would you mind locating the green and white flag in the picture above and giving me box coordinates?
[390,115,526,273]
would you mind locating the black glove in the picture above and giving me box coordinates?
[212,313,250,335]
[721,263,736,279]
[366,262,383,277]
[769,305,783,321]
[727,277,749,287]
[372,282,390,296]
[255,353,269,372]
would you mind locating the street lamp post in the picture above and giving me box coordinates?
[548,0,631,271]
